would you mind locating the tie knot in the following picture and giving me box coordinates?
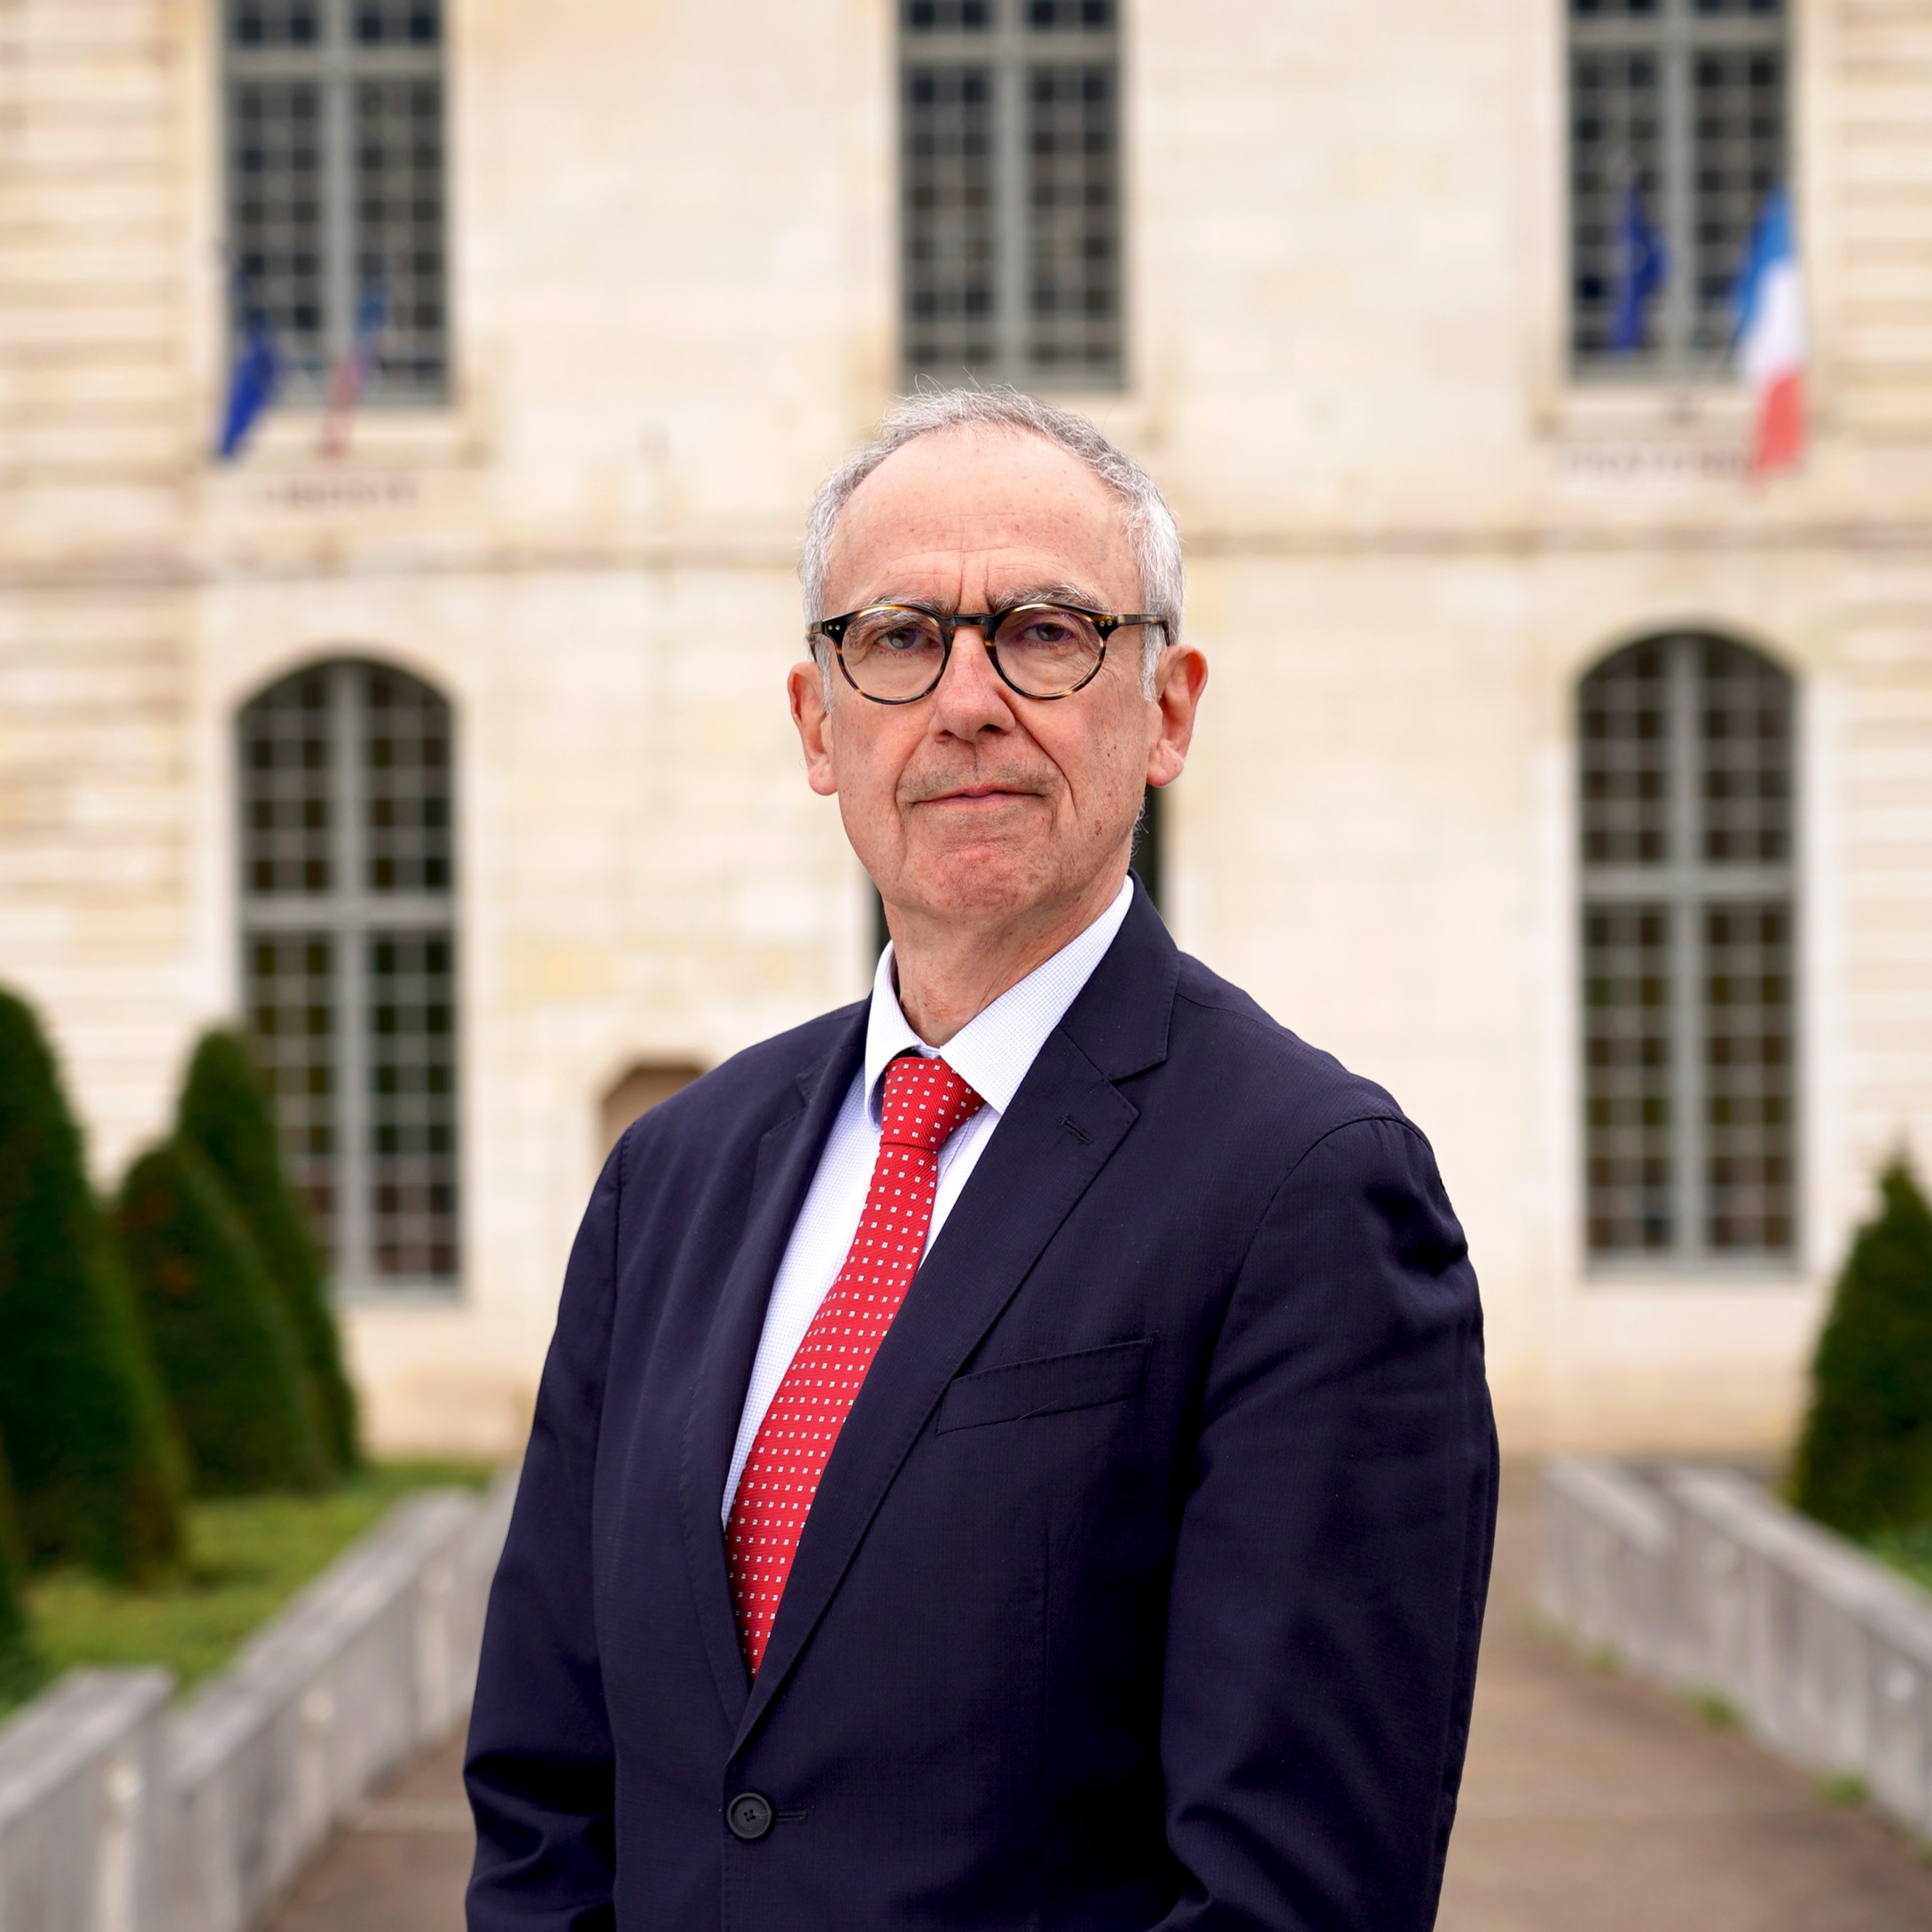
[879,1052,983,1153]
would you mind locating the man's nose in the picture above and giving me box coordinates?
[929,624,1015,737]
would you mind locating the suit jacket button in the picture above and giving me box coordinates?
[727,1792,774,1841]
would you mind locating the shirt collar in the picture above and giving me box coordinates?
[863,874,1137,1122]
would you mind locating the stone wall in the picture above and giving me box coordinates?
[0,1471,515,1932]
[1541,1459,1932,1840]
[0,0,1928,1457]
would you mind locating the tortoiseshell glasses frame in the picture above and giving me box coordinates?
[807,601,1167,705]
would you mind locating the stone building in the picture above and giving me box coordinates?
[2,0,1928,1456]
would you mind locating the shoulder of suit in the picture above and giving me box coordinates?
[1167,950,1414,1148]
[611,1000,864,1162]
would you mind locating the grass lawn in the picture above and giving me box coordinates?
[3,1459,495,1720]
[1871,1522,1932,1597]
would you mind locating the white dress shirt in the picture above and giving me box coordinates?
[721,875,1136,1522]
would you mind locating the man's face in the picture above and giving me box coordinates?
[789,427,1205,933]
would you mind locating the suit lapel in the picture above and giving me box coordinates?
[734,884,1177,1747]
[677,1008,866,1728]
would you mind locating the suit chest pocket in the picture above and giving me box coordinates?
[936,1337,1152,1435]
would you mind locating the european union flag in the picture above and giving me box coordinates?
[216,312,280,461]
[1609,180,1669,352]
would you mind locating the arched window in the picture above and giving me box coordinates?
[239,661,458,1293]
[598,1061,702,1158]
[1579,634,1796,1263]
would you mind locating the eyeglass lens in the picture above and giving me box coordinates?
[841,606,1104,700]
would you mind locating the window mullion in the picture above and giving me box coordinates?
[994,23,1030,382]
[1666,637,1707,1263]
[1659,2,1697,369]
[321,0,357,371]
[332,665,373,1294]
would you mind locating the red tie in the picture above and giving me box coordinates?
[726,1052,983,1674]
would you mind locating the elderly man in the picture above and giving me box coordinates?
[465,391,1497,1932]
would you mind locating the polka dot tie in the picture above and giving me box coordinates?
[726,1052,984,1675]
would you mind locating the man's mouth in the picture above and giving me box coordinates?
[918,785,1036,806]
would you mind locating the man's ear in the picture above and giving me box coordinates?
[789,658,841,797]
[1145,642,1208,789]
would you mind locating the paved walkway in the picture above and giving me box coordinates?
[268,1466,1932,1930]
[1436,1467,1932,1930]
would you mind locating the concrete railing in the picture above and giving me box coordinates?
[0,1670,173,1932]
[1542,1458,1932,1840]
[0,1467,516,1932]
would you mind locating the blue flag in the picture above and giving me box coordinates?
[1609,179,1669,352]
[216,313,280,460]
[1733,186,1795,345]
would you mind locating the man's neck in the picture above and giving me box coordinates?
[887,868,1129,1047]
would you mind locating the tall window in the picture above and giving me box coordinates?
[901,0,1122,388]
[1580,635,1796,1265]
[224,0,449,398]
[1568,0,1787,371]
[239,661,459,1294]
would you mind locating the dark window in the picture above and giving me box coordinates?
[902,0,1122,387]
[224,0,448,398]
[1568,0,1787,371]
[239,661,459,1292]
[1580,635,1796,1263]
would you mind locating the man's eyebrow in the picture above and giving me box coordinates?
[864,583,1110,613]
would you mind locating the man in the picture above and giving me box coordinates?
[465,389,1497,1931]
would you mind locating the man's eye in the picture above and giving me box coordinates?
[1007,616,1081,647]
[876,625,930,653]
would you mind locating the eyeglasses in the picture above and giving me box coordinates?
[808,601,1166,705]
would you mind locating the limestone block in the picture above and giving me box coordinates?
[168,1486,508,1932]
[1543,1459,1932,1841]
[1538,1458,1676,1679]
[0,1668,173,1932]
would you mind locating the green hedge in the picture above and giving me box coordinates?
[1792,1159,1932,1538]
[118,1140,328,1498]
[177,1030,358,1474]
[0,1441,35,1701]
[0,990,186,1582]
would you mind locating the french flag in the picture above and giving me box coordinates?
[1735,189,1805,476]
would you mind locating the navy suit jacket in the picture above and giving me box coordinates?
[466,884,1497,1931]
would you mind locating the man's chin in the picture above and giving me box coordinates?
[892,841,1058,925]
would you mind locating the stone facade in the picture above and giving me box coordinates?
[2,0,1928,1455]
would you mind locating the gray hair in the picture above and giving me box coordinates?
[800,387,1185,696]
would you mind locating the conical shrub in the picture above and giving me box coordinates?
[1791,1159,1932,1538]
[0,989,186,1581]
[177,1029,358,1474]
[118,1139,328,1497]
[0,1440,38,1704]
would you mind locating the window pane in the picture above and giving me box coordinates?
[246,933,339,1266]
[1569,51,1664,360]
[353,0,442,43]
[1584,904,1676,1254]
[903,0,995,27]
[368,931,459,1280]
[1704,902,1795,1252]
[903,66,998,372]
[1700,637,1792,863]
[1570,0,1661,16]
[353,77,449,392]
[1689,48,1785,354]
[1027,63,1121,377]
[229,80,329,380]
[240,666,335,896]
[361,665,453,892]
[227,0,324,47]
[1580,640,1670,866]
[1026,0,1115,27]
